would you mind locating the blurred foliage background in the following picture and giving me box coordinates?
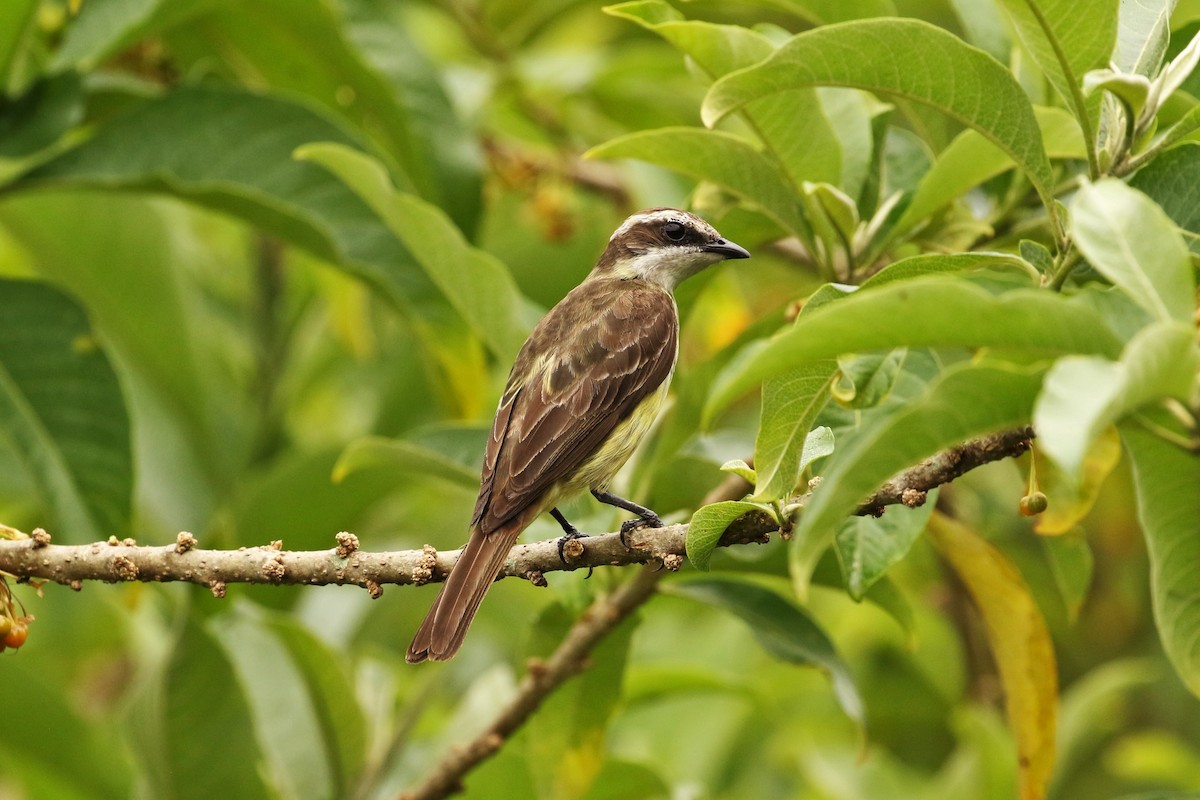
[0,1,1199,799]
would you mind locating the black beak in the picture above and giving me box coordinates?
[703,238,751,260]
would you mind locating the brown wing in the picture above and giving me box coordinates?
[471,279,678,535]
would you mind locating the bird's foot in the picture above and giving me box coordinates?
[619,512,664,549]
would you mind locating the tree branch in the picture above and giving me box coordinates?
[0,427,1034,593]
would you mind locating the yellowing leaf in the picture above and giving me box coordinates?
[928,512,1057,800]
[1033,427,1122,535]
[1032,429,1123,534]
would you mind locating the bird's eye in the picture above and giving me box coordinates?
[663,221,687,242]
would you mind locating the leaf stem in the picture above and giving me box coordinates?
[1047,247,1082,290]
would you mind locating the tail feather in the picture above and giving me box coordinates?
[406,522,522,663]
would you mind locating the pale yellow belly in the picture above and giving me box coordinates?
[558,374,672,496]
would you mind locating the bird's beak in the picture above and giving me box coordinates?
[703,238,751,260]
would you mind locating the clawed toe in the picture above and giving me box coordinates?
[618,514,664,548]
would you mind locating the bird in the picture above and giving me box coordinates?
[406,208,750,663]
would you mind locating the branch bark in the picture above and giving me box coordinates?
[0,427,1034,594]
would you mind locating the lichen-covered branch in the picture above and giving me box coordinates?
[0,428,1033,593]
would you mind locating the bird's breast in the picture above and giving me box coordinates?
[563,369,674,493]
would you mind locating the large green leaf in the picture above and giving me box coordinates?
[1129,142,1200,252]
[0,278,131,541]
[993,0,1116,135]
[666,575,864,725]
[752,360,838,502]
[0,659,133,799]
[705,278,1123,422]
[0,191,237,510]
[170,0,481,229]
[0,71,85,161]
[51,0,217,70]
[755,0,896,25]
[298,142,530,359]
[586,127,810,240]
[791,362,1044,592]
[16,86,441,310]
[1035,320,1200,476]
[213,605,338,800]
[1071,178,1195,322]
[333,425,486,490]
[834,489,936,600]
[268,617,368,794]
[606,1,842,189]
[1113,0,1174,77]
[0,0,37,89]
[894,106,1085,237]
[1123,424,1200,697]
[701,19,1057,216]
[860,252,1038,288]
[158,614,272,800]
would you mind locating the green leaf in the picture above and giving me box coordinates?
[701,19,1057,216]
[51,0,216,70]
[927,512,1059,800]
[179,0,481,229]
[752,360,837,502]
[705,277,1122,421]
[1129,142,1200,252]
[586,127,809,240]
[833,350,905,409]
[1035,320,1199,476]
[755,0,896,25]
[0,0,38,89]
[268,618,369,792]
[1043,530,1095,620]
[719,458,757,484]
[0,191,240,506]
[791,362,1044,592]
[0,659,133,798]
[1114,0,1174,77]
[686,500,770,571]
[666,575,864,725]
[0,71,85,160]
[1071,178,1196,322]
[0,278,131,541]
[860,252,1039,288]
[159,615,271,799]
[212,605,336,800]
[894,106,1085,237]
[1122,423,1200,698]
[605,2,842,189]
[992,0,1115,165]
[298,142,530,359]
[18,86,442,312]
[333,426,485,489]
[835,489,936,600]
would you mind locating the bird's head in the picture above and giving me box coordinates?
[591,208,750,290]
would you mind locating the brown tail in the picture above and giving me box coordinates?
[406,522,522,663]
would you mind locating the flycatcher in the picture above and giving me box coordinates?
[407,208,750,663]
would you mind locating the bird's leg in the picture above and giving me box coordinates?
[551,508,591,575]
[591,489,664,547]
